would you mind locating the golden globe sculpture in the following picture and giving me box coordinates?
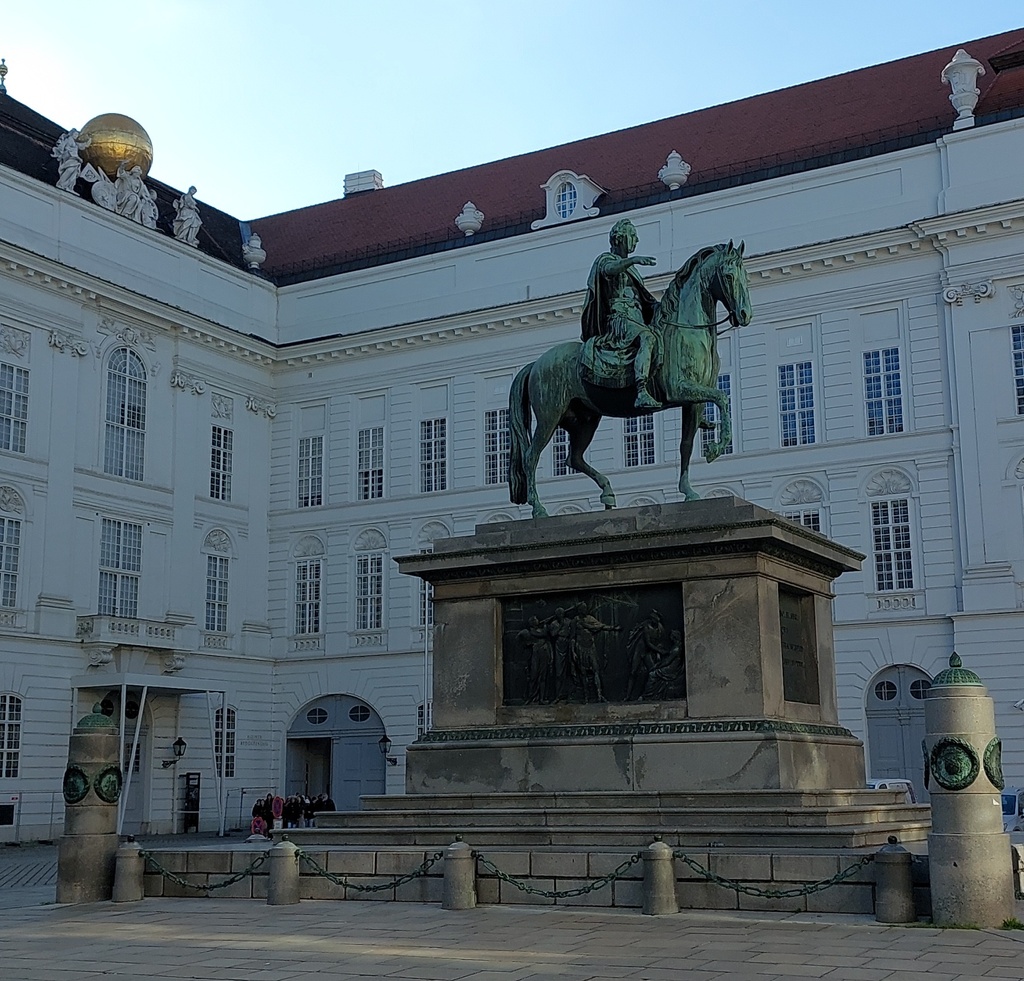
[78,113,153,180]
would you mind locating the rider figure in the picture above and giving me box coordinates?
[581,218,661,410]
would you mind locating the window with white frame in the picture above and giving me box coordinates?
[871,499,914,591]
[779,361,815,446]
[0,693,21,778]
[552,427,570,476]
[357,426,384,500]
[356,552,384,631]
[0,516,20,609]
[214,706,236,778]
[484,409,510,486]
[784,508,821,533]
[210,426,233,501]
[701,374,733,457]
[103,348,146,480]
[0,362,28,454]
[418,547,433,627]
[417,701,432,737]
[555,180,578,219]
[420,418,447,493]
[864,348,904,435]
[623,415,656,468]
[205,555,229,632]
[298,435,323,507]
[1013,325,1024,415]
[98,518,142,618]
[294,558,321,634]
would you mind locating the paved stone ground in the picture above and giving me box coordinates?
[2,892,1024,981]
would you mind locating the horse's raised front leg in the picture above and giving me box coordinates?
[566,410,616,510]
[678,403,700,500]
[703,389,731,463]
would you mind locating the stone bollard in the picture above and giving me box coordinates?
[112,838,145,903]
[266,838,300,905]
[56,704,122,904]
[642,839,678,915]
[925,653,1015,927]
[874,836,915,923]
[442,838,476,910]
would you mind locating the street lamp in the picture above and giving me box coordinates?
[161,736,188,768]
[378,733,397,767]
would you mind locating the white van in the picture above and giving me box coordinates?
[1002,788,1024,833]
[867,778,917,804]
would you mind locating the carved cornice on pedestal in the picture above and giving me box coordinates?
[943,281,995,305]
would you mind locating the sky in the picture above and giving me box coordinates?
[3,2,1022,220]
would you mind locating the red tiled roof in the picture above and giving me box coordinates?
[253,29,1024,277]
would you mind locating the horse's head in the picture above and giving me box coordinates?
[712,240,753,330]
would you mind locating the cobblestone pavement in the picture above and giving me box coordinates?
[2,895,1024,981]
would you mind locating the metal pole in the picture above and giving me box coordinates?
[118,685,147,836]
[219,690,227,836]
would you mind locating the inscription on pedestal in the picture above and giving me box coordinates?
[502,586,684,705]
[779,588,819,704]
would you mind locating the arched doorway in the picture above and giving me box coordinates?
[286,695,386,811]
[865,665,931,801]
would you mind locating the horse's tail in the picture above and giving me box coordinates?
[508,362,534,505]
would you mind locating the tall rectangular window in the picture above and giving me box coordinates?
[872,499,914,591]
[298,435,323,507]
[779,361,815,446]
[0,517,20,609]
[418,547,433,627]
[357,426,384,500]
[864,348,904,435]
[1013,325,1024,415]
[623,415,656,468]
[210,426,233,501]
[356,552,383,631]
[0,362,28,454]
[214,707,236,778]
[552,427,570,476]
[205,555,229,632]
[98,518,142,618]
[294,559,321,634]
[484,409,510,486]
[420,418,447,493]
[0,694,21,779]
[103,349,146,481]
[701,373,734,457]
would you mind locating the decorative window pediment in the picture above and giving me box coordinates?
[294,535,325,558]
[779,479,824,508]
[417,521,451,546]
[354,528,387,551]
[531,170,604,231]
[203,529,232,554]
[865,468,913,497]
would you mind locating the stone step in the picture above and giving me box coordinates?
[357,789,914,810]
[282,819,929,850]
[314,804,928,831]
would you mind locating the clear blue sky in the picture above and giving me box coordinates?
[4,2,1021,219]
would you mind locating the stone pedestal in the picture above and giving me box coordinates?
[925,654,1015,927]
[56,706,122,904]
[400,498,866,795]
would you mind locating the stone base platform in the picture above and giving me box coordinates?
[301,788,928,849]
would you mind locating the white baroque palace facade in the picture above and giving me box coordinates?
[1,31,1024,836]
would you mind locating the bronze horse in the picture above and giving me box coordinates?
[508,242,752,518]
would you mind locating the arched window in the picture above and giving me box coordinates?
[294,536,325,635]
[203,531,232,633]
[354,529,386,632]
[214,706,236,778]
[0,693,21,778]
[103,348,147,480]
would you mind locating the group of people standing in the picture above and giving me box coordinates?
[250,792,336,833]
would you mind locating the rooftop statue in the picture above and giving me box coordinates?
[509,219,752,517]
[52,129,91,194]
[172,186,202,247]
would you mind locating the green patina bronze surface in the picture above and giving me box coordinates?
[984,736,1004,790]
[509,224,752,518]
[931,651,984,687]
[930,735,981,791]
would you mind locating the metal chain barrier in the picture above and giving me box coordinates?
[673,849,873,899]
[473,850,643,899]
[294,846,444,893]
[140,849,268,893]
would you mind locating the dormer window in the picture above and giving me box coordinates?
[555,180,578,219]
[532,170,604,230]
